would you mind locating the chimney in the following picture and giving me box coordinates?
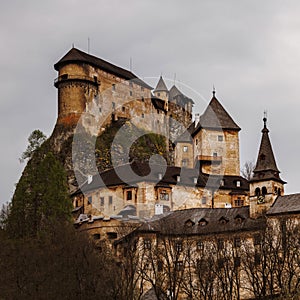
[88,175,93,184]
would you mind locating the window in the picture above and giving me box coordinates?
[234,257,241,268]
[144,239,151,250]
[157,92,160,96]
[234,237,241,248]
[218,135,223,142]
[255,187,261,197]
[122,106,126,112]
[196,139,198,145]
[112,102,115,109]
[236,180,241,187]
[141,113,144,118]
[141,86,144,91]
[100,197,104,206]
[175,241,182,252]
[220,179,224,186]
[129,82,133,87]
[201,197,207,205]
[112,84,115,91]
[199,218,207,226]
[217,239,224,250]
[99,107,102,113]
[141,96,144,102]
[234,198,244,207]
[126,190,132,201]
[107,232,117,239]
[88,196,92,205]
[262,186,267,196]
[213,152,218,157]
[130,91,133,96]
[109,196,113,205]
[175,261,184,271]
[254,234,261,246]
[160,190,169,201]
[183,146,188,152]
[182,159,187,167]
[197,241,204,250]
[93,233,100,240]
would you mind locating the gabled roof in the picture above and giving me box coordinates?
[251,118,285,183]
[194,94,240,133]
[138,206,265,236]
[54,48,152,89]
[168,85,194,105]
[154,76,168,92]
[267,193,300,216]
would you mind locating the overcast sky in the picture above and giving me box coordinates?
[1,0,300,207]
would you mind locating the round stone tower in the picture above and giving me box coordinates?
[54,48,100,126]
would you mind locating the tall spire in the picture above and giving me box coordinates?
[252,116,284,183]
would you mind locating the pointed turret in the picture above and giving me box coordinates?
[153,76,169,103]
[199,92,240,131]
[249,117,286,218]
[154,76,168,93]
[251,117,285,183]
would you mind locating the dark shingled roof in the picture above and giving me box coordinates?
[139,206,265,236]
[168,85,194,105]
[74,162,248,195]
[54,48,153,89]
[267,193,300,216]
[193,95,240,135]
[154,76,168,92]
[251,118,285,184]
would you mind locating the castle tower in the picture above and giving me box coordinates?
[192,91,241,175]
[54,48,100,126]
[249,117,286,218]
[153,76,169,105]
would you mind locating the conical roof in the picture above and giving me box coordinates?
[251,118,285,183]
[198,92,240,131]
[154,76,168,92]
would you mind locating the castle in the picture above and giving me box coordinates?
[52,48,300,299]
[52,48,287,220]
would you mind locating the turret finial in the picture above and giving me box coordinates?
[263,110,267,128]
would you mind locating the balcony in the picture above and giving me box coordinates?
[54,74,100,88]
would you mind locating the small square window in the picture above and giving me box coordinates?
[141,96,144,102]
[109,196,113,205]
[141,113,145,118]
[197,241,204,250]
[126,190,132,201]
[236,181,241,187]
[183,146,188,152]
[122,106,126,112]
[160,190,169,201]
[100,197,104,206]
[218,135,223,142]
[213,152,218,157]
[175,242,182,252]
[130,91,133,96]
[202,197,207,205]
[144,239,151,250]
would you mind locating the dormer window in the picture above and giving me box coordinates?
[236,180,241,187]
[160,190,169,201]
[126,190,132,201]
[198,218,208,226]
[220,179,224,186]
[185,219,195,227]
[219,216,229,225]
[234,214,245,224]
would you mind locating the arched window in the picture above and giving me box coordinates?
[262,186,267,196]
[255,187,261,197]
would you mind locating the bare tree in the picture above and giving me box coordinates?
[241,160,255,180]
